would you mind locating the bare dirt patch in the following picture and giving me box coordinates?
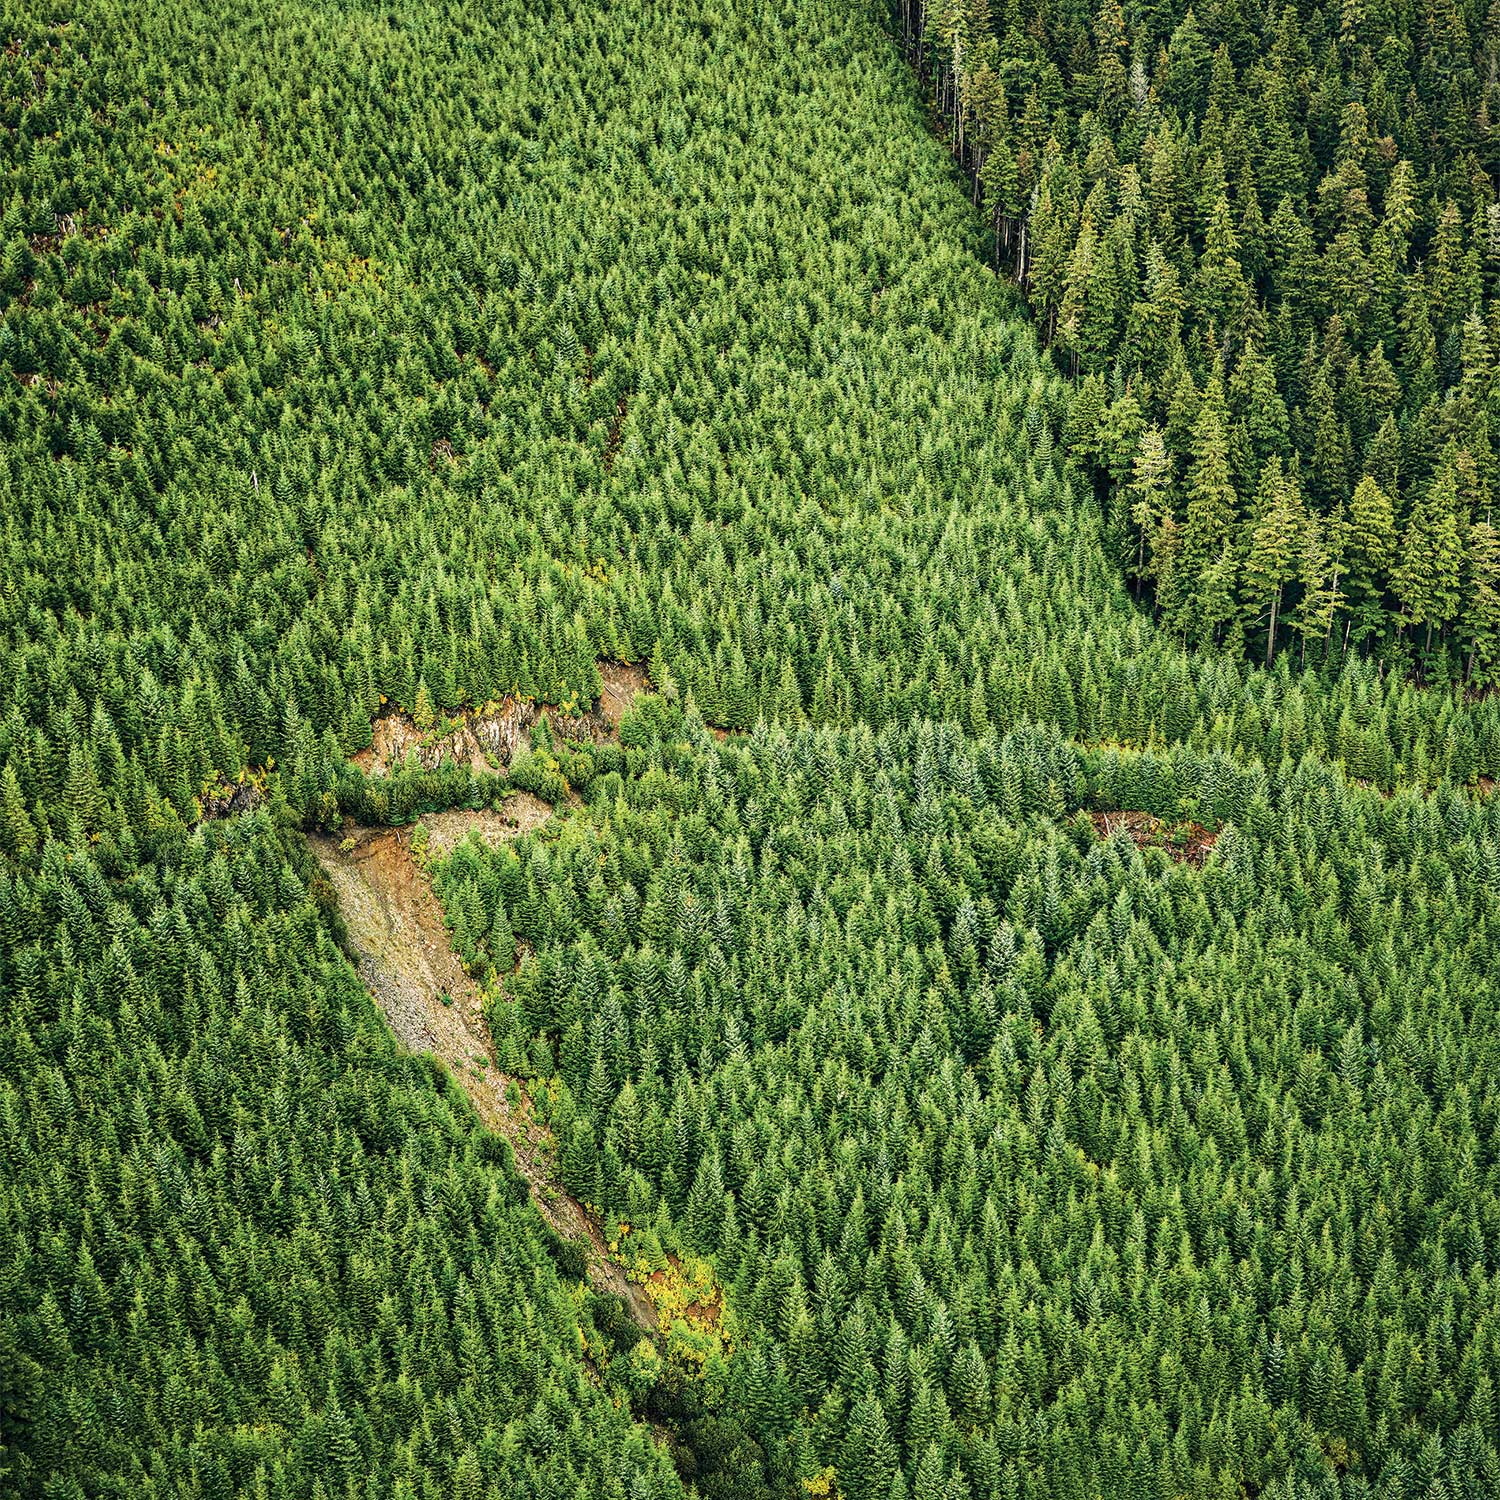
[310,803,657,1330]
[311,820,474,1055]
[597,659,649,733]
[1089,809,1219,867]
[420,798,552,857]
[602,393,628,472]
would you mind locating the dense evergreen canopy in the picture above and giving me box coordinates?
[2,0,1497,1495]
[903,0,1500,676]
[438,701,1500,1499]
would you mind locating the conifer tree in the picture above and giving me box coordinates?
[0,765,35,863]
[1241,458,1307,663]
[1345,475,1397,647]
[1462,517,1500,682]
[1127,424,1175,596]
[1395,464,1464,653]
[1176,376,1240,641]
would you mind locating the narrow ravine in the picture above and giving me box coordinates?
[309,802,662,1331]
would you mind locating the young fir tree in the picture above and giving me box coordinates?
[1127,424,1174,594]
[1462,516,1500,682]
[1175,375,1240,642]
[1345,475,1398,648]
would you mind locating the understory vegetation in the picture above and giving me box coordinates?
[1,0,1497,1496]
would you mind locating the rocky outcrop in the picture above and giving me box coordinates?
[350,662,649,778]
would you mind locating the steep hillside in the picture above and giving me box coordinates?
[435,701,1500,1498]
[1,0,1497,1496]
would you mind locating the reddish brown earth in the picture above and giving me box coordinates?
[596,660,650,732]
[1089,809,1219,867]
[309,797,656,1330]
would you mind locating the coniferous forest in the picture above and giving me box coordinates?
[905,0,1500,675]
[1,0,1497,1496]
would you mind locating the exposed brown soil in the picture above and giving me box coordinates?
[596,659,650,732]
[352,660,650,778]
[1089,809,1219,867]
[602,393,628,472]
[420,801,553,857]
[309,801,657,1331]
